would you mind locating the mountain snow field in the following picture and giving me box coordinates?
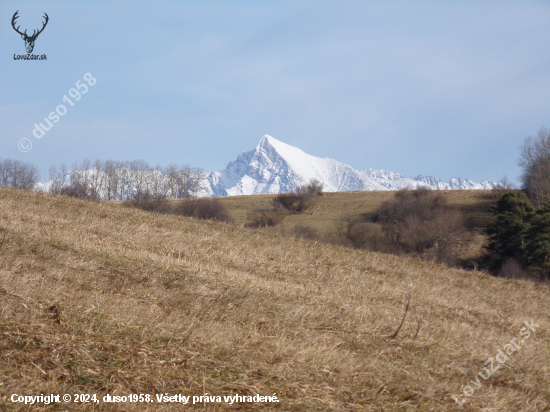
[205,135,498,196]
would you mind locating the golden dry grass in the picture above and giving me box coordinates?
[0,186,549,411]
[216,189,498,231]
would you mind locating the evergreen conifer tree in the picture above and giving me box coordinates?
[524,203,550,280]
[484,192,534,268]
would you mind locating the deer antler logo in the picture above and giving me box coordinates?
[11,11,49,53]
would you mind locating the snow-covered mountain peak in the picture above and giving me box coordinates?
[257,134,278,148]
[258,134,305,156]
[255,134,324,177]
[34,134,499,199]
[203,135,499,196]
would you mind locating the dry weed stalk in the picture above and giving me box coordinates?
[390,264,412,339]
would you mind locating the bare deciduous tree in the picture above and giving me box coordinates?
[498,176,514,190]
[189,167,207,198]
[0,158,39,190]
[519,127,550,207]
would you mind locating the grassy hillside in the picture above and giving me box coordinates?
[218,189,500,265]
[1,186,549,411]
[217,189,498,231]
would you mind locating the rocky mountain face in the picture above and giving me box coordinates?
[204,135,498,196]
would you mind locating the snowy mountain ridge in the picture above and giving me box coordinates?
[33,134,498,199]
[204,135,498,196]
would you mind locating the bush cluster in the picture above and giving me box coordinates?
[246,179,324,228]
[124,197,233,223]
[285,188,471,267]
[246,208,285,228]
[373,189,469,263]
[173,198,233,222]
[272,179,323,214]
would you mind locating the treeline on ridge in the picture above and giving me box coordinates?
[0,157,207,201]
[0,156,233,223]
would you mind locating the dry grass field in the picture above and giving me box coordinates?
[1,186,549,411]
[216,189,498,230]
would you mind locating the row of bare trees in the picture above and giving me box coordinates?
[0,157,207,201]
[0,158,39,190]
[46,159,206,201]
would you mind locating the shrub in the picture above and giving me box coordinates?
[295,178,324,197]
[123,198,172,214]
[336,212,358,242]
[124,197,233,223]
[374,188,467,262]
[273,193,312,213]
[497,258,529,279]
[273,193,298,212]
[336,212,390,251]
[292,224,320,240]
[173,198,234,223]
[350,221,388,250]
[246,208,285,228]
[60,181,91,200]
[273,179,324,214]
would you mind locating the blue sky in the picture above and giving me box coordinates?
[1,0,549,184]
